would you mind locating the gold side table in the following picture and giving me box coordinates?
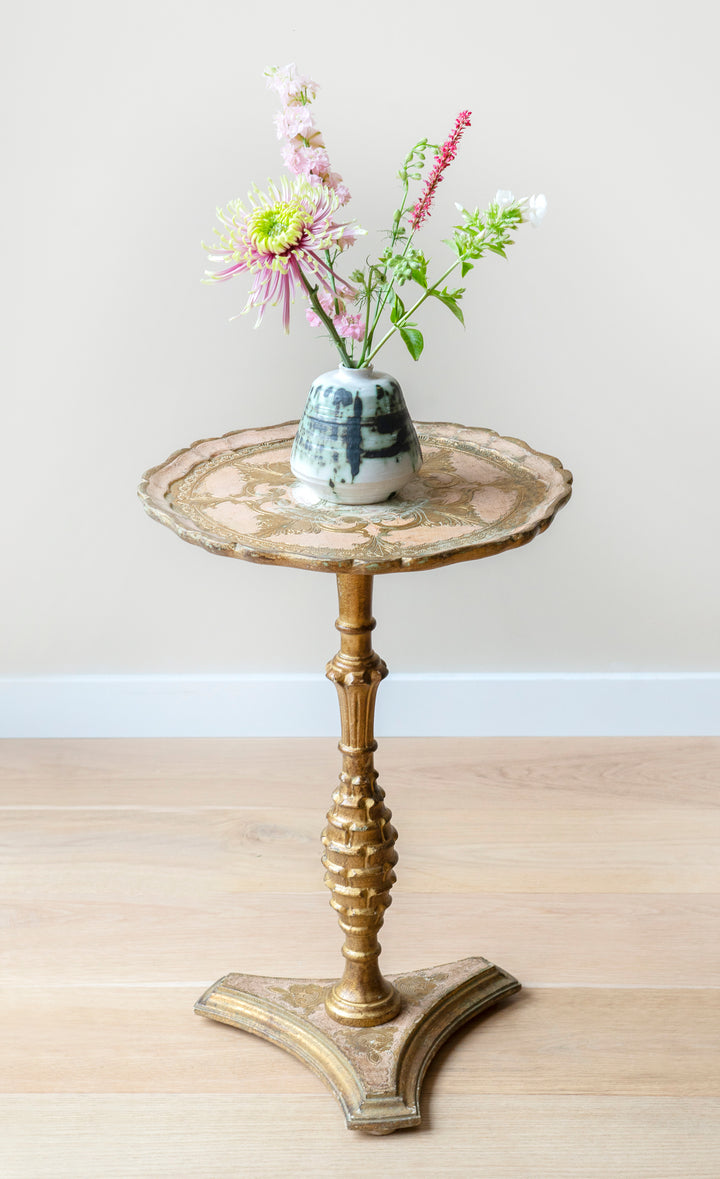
[139,420,572,1134]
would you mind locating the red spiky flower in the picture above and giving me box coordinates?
[410,110,472,231]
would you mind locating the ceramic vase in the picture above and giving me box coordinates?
[290,365,422,505]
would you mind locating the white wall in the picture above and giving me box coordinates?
[4,0,719,731]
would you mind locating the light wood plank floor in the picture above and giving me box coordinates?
[1,737,719,1177]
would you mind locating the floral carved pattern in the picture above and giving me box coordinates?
[346,1027,398,1064]
[270,983,326,1013]
[141,422,572,575]
[394,971,449,1002]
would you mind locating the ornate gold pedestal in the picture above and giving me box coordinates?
[196,958,519,1134]
[194,574,521,1133]
[140,420,572,1135]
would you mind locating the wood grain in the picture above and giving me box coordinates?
[2,737,718,808]
[3,805,717,893]
[3,893,719,985]
[1,1097,718,1178]
[3,986,718,1096]
[2,738,719,1174]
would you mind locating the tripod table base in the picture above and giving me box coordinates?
[195,957,520,1134]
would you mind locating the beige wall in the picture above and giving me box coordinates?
[4,0,719,678]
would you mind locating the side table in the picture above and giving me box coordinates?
[139,419,572,1133]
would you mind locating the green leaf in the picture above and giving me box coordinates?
[429,289,465,326]
[398,326,424,361]
[461,260,474,278]
[409,257,428,288]
[390,293,405,325]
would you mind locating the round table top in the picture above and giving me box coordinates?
[139,421,572,575]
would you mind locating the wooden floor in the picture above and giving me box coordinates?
[2,737,719,1177]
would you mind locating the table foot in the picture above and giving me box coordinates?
[195,957,520,1134]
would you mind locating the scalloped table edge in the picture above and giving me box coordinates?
[138,420,573,576]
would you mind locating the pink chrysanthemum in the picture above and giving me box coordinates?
[204,177,362,332]
[410,110,472,231]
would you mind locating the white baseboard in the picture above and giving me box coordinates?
[1,673,719,737]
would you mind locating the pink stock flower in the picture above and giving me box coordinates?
[410,110,472,231]
[334,313,365,341]
[317,288,336,314]
[305,308,365,341]
[264,63,318,105]
[331,181,351,206]
[304,287,339,324]
[266,63,352,206]
[322,175,351,206]
[204,176,361,332]
[281,142,331,178]
[274,106,316,141]
[304,287,365,340]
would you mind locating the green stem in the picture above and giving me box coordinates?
[324,249,342,317]
[363,255,465,367]
[324,248,354,364]
[362,231,418,360]
[361,140,436,360]
[362,214,412,360]
[357,139,438,365]
[362,272,373,356]
[356,264,383,366]
[299,269,354,367]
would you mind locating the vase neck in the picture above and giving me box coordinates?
[340,364,374,378]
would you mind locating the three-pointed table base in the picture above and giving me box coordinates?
[195,957,520,1134]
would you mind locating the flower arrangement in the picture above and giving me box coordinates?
[203,63,546,371]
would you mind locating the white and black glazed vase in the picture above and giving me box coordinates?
[290,365,423,505]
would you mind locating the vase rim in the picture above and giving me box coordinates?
[339,363,374,376]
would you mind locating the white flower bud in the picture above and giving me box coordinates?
[495,190,515,208]
[527,193,547,227]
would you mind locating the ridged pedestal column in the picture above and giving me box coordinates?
[322,574,402,1027]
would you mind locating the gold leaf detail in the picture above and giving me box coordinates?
[270,983,326,1012]
[394,972,449,1001]
[350,1027,397,1063]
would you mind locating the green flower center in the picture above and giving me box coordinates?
[248,200,305,255]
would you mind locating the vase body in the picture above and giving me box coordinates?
[290,366,423,505]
